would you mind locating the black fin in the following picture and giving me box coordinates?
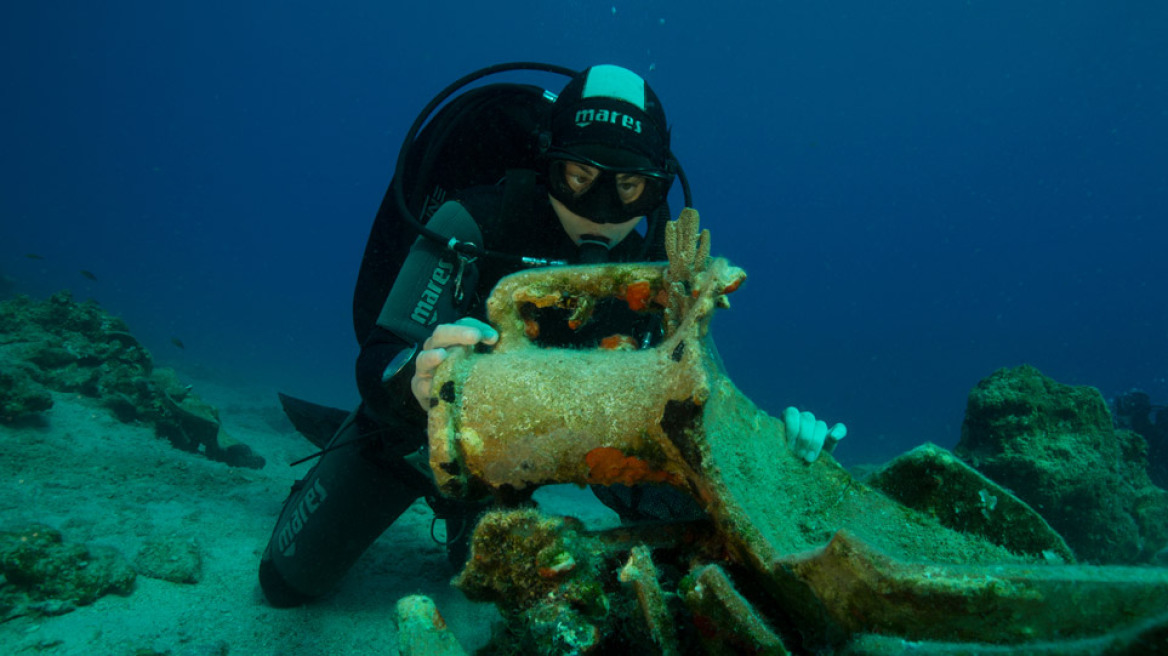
[277,393,351,449]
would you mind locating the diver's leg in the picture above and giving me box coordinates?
[258,407,431,607]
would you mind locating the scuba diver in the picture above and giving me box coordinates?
[258,63,847,607]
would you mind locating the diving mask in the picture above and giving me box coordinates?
[546,147,674,224]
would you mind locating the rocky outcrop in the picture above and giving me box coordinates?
[956,364,1168,563]
[0,292,263,468]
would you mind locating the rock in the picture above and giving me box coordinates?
[0,293,265,469]
[0,363,53,422]
[1112,389,1168,491]
[0,523,136,611]
[955,364,1168,564]
[867,443,1075,562]
[134,535,203,584]
[455,509,614,654]
[151,377,264,468]
[27,598,76,616]
[395,595,467,656]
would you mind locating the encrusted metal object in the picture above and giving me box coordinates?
[407,209,1168,655]
[394,595,466,656]
[428,208,745,499]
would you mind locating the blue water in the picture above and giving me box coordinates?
[3,2,1165,466]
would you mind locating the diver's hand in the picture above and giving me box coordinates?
[782,407,847,463]
[411,318,499,409]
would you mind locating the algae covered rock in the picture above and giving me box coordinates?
[455,509,632,655]
[0,523,136,615]
[867,442,1075,563]
[0,363,53,422]
[456,509,608,611]
[396,595,468,656]
[955,364,1168,563]
[0,292,264,468]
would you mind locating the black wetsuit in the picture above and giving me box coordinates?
[258,181,669,607]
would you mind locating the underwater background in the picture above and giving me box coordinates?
[3,1,1166,467]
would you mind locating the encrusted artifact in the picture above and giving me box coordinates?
[403,209,1168,655]
[428,208,744,499]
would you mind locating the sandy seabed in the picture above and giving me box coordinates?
[0,373,612,655]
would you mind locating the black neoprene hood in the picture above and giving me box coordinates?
[548,65,672,173]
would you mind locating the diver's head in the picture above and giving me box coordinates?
[545,65,675,234]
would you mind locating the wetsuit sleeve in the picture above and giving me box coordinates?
[355,326,427,427]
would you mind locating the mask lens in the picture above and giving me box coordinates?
[549,157,671,223]
[562,161,599,195]
[614,173,647,204]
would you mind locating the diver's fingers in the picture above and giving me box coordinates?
[453,317,499,345]
[414,347,449,377]
[414,319,498,410]
[423,324,480,350]
[424,320,498,351]
[411,347,449,408]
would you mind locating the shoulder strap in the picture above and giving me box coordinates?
[500,168,539,231]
